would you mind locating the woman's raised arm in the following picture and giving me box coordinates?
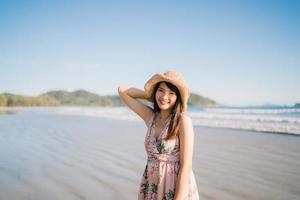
[117,85,153,124]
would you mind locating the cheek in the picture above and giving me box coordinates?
[155,92,161,102]
[171,96,177,103]
[155,91,163,98]
[155,92,159,100]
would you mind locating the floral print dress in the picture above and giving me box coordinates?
[138,113,199,200]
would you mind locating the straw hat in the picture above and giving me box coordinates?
[144,71,190,112]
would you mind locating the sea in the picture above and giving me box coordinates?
[37,105,300,135]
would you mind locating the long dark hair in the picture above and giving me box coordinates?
[151,81,182,140]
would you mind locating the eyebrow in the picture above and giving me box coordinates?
[158,86,166,90]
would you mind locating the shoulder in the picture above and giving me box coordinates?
[179,112,192,127]
[178,113,194,143]
[178,112,193,134]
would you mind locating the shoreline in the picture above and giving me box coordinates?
[1,106,299,136]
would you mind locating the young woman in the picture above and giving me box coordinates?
[118,71,199,200]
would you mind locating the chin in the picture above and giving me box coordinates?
[158,104,171,110]
[159,107,168,110]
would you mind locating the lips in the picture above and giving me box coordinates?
[159,100,169,105]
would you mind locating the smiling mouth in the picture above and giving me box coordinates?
[159,100,169,105]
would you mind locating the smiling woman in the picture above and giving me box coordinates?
[118,71,199,200]
[155,82,177,112]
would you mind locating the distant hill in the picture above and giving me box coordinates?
[188,92,218,107]
[0,89,217,107]
[0,93,60,107]
[39,90,123,106]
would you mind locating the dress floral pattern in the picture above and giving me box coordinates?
[138,113,199,200]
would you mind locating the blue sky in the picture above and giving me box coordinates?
[0,0,299,106]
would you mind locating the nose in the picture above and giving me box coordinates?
[161,93,169,100]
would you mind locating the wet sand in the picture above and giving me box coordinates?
[0,110,299,199]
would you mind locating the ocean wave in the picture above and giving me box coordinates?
[188,112,300,124]
[50,107,300,135]
[202,107,300,114]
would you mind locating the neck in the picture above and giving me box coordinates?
[159,110,171,120]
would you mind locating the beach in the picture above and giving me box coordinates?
[0,107,300,200]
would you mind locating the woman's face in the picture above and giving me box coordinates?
[155,82,177,111]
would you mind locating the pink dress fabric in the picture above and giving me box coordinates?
[138,113,199,200]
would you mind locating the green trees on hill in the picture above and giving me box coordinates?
[0,93,60,107]
[39,90,123,106]
[0,94,7,106]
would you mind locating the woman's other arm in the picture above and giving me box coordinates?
[174,114,194,200]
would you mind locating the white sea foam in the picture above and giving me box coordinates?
[202,107,300,114]
[52,106,139,121]
[50,107,300,135]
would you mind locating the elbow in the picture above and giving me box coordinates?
[117,86,125,95]
[118,85,130,97]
